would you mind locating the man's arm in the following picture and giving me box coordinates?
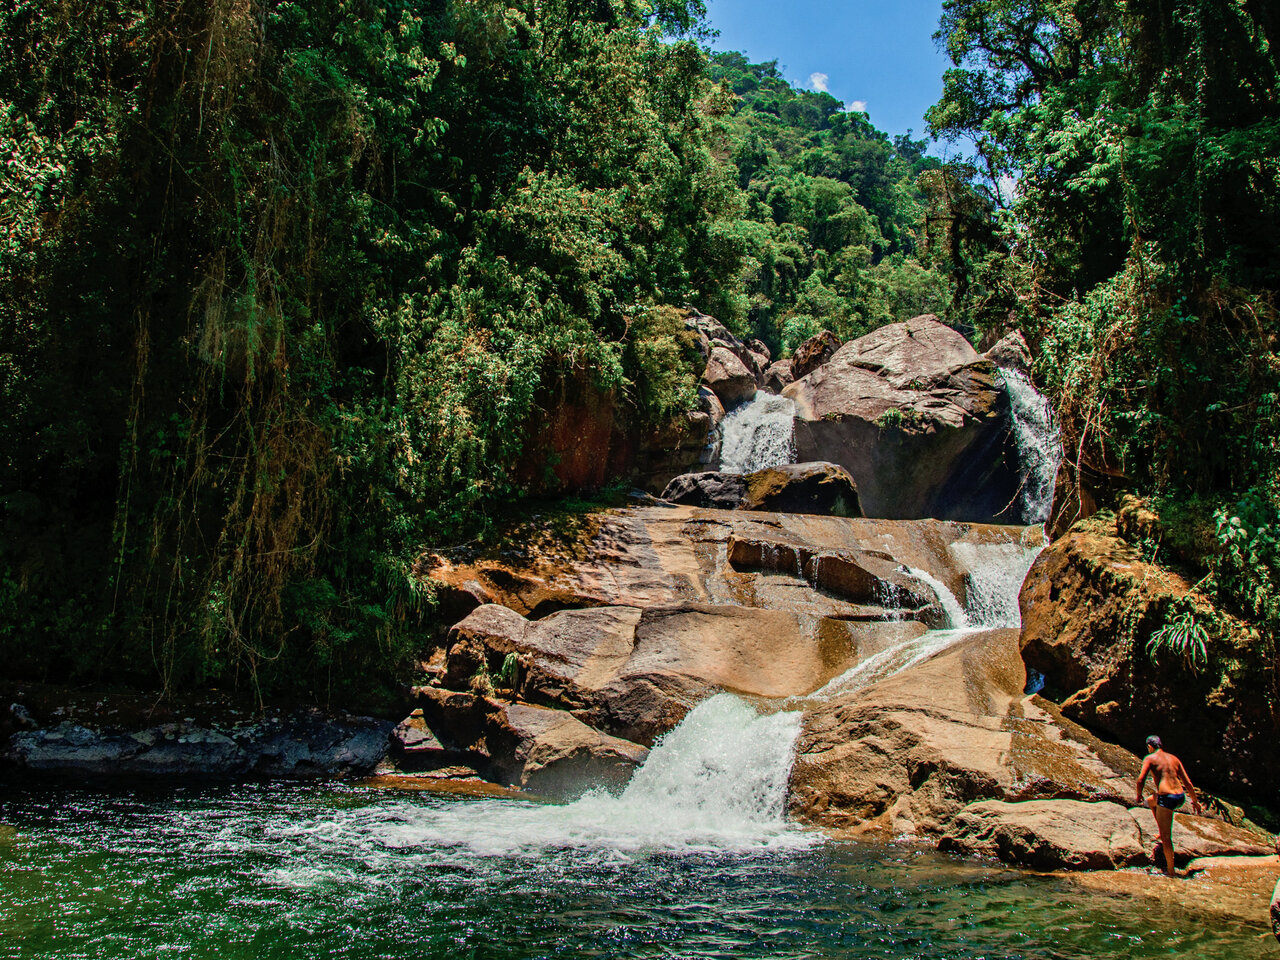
[1178,758,1203,813]
[1135,756,1152,804]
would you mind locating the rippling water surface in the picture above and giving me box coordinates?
[0,778,1271,960]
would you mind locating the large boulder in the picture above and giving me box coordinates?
[659,471,748,510]
[1019,513,1280,799]
[789,629,1142,838]
[764,359,794,393]
[661,462,860,517]
[703,346,757,408]
[792,330,842,379]
[939,798,1273,870]
[412,687,648,796]
[488,702,649,797]
[784,316,1020,522]
[982,330,1032,376]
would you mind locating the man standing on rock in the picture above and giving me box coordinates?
[1135,735,1202,875]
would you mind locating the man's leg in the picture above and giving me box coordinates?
[1153,803,1176,874]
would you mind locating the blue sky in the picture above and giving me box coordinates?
[704,1,954,146]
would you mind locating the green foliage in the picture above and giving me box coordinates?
[1146,607,1210,673]
[930,1,1280,685]
[1211,491,1280,634]
[706,52,950,351]
[0,0,739,703]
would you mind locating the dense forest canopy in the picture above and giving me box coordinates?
[930,0,1280,647]
[1,0,1276,705]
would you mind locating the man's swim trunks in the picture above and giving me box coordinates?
[1157,792,1186,810]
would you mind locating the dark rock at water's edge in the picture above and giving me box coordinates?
[2,692,393,779]
[784,315,1021,523]
[413,686,648,798]
[661,461,861,517]
[1019,513,1280,801]
[660,470,747,509]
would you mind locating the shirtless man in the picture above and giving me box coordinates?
[1135,735,1202,875]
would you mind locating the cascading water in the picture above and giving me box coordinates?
[718,392,797,474]
[813,534,1046,701]
[1000,368,1063,524]
[948,538,1045,629]
[261,694,812,861]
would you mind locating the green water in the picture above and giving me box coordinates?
[0,780,1272,959]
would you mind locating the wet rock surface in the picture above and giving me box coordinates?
[1019,514,1280,798]
[939,798,1273,870]
[661,461,860,517]
[784,315,1020,522]
[788,629,1141,838]
[3,709,394,778]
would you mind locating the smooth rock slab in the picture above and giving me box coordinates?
[939,798,1274,870]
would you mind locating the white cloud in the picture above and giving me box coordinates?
[842,100,868,114]
[808,72,829,92]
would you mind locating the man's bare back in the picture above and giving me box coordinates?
[1135,735,1202,875]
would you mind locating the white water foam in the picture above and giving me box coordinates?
[260,695,813,875]
[719,392,797,474]
[949,538,1045,629]
[895,566,968,628]
[1001,368,1062,524]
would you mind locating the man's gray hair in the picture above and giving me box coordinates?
[1146,735,1162,750]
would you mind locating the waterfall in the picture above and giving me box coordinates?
[330,694,812,857]
[812,534,1045,701]
[1000,368,1063,524]
[719,393,797,474]
[894,566,968,628]
[948,539,1045,629]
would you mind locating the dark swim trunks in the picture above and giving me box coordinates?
[1157,792,1186,811]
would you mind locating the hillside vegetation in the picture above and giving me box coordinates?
[2,0,1276,709]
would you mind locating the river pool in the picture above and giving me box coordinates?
[0,777,1272,960]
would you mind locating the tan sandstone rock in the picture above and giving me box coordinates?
[788,629,1140,838]
[938,798,1273,870]
[704,346,757,408]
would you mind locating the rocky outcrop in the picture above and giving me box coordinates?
[792,330,842,379]
[784,315,1019,522]
[419,504,1029,627]
[443,601,916,746]
[661,461,860,517]
[1019,514,1280,798]
[764,359,794,393]
[4,712,393,778]
[939,798,1272,870]
[703,346,757,407]
[413,686,647,797]
[789,629,1143,838]
[982,330,1032,376]
[633,386,724,491]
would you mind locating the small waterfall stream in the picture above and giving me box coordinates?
[1001,368,1062,524]
[718,392,797,473]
